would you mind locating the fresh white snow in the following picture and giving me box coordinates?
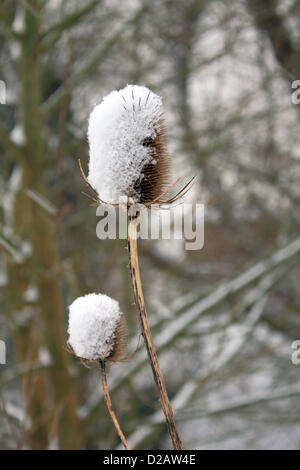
[68,293,122,360]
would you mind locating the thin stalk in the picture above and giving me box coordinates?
[127,216,183,450]
[99,360,130,450]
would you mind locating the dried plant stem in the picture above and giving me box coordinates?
[127,217,183,450]
[99,360,130,450]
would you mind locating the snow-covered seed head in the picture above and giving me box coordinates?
[67,293,126,362]
[87,84,170,205]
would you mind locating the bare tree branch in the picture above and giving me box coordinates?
[41,0,101,39]
[41,6,146,115]
[247,0,300,78]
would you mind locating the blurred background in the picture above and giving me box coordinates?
[1,0,300,450]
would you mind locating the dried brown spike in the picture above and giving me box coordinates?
[106,314,127,362]
[133,117,171,204]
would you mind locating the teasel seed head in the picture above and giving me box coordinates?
[87,84,170,205]
[67,293,126,362]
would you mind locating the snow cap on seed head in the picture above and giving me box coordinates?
[87,84,170,205]
[67,293,125,361]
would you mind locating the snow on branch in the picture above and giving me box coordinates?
[25,189,58,216]
[82,236,300,420]
[118,295,268,449]
[120,260,297,448]
[177,382,300,422]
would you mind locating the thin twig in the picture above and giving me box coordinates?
[78,159,119,207]
[127,216,183,450]
[99,360,130,450]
